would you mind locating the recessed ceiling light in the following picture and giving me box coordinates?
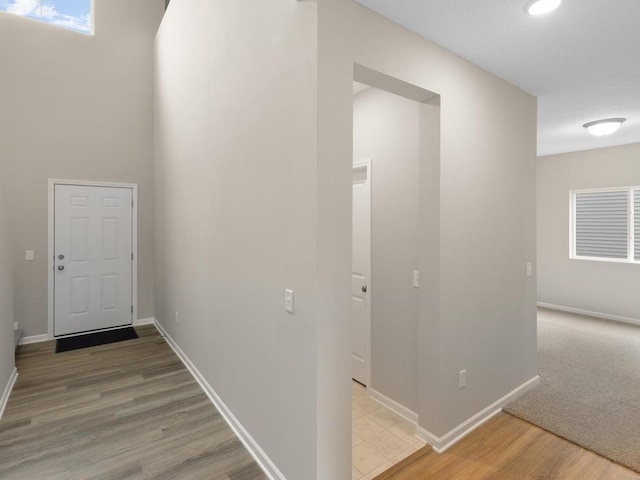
[526,0,562,16]
[583,118,626,137]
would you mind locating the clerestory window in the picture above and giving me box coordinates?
[0,0,92,35]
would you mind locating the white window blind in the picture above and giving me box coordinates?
[635,190,640,262]
[574,190,628,259]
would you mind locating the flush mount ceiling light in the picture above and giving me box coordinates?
[526,0,562,16]
[583,118,627,137]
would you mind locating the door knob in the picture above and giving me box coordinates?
[58,254,65,260]
[57,265,65,271]
[362,285,367,293]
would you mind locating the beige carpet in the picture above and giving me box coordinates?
[505,308,640,473]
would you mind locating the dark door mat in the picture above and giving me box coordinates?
[56,327,139,353]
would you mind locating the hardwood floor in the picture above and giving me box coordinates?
[6,327,638,480]
[375,413,640,480]
[0,325,266,480]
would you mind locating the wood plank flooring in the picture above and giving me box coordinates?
[375,413,640,480]
[0,325,267,480]
[6,325,638,480]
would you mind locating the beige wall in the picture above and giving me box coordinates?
[538,143,640,321]
[0,184,15,396]
[155,0,536,477]
[1,0,538,477]
[353,87,420,412]
[318,1,538,476]
[154,0,318,478]
[0,0,164,337]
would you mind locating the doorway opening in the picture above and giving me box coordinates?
[351,65,440,479]
[47,180,138,339]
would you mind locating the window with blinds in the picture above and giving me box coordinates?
[572,187,640,263]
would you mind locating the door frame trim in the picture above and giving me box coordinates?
[47,179,139,339]
[352,159,372,389]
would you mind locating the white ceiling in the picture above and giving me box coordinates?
[353,0,640,156]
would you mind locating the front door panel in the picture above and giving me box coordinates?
[54,185,133,336]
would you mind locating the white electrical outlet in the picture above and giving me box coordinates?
[526,262,533,277]
[175,312,180,324]
[413,270,420,288]
[459,369,467,389]
[14,322,19,332]
[285,289,294,314]
[25,250,34,261]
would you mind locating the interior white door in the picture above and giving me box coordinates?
[352,161,371,386]
[54,185,133,336]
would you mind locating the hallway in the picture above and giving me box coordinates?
[0,326,264,480]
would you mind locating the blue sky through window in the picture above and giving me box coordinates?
[0,0,91,34]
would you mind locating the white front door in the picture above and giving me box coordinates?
[54,185,134,337]
[352,161,371,386]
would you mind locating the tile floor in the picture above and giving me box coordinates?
[352,382,426,480]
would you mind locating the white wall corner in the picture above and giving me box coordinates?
[133,317,156,327]
[537,303,640,328]
[417,375,540,453]
[19,334,51,346]
[0,368,18,420]
[153,320,286,480]
[368,388,419,426]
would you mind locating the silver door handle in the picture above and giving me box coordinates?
[57,265,65,271]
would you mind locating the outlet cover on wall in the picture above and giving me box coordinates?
[285,289,294,314]
[526,262,533,277]
[14,322,19,331]
[459,369,467,389]
[25,250,34,261]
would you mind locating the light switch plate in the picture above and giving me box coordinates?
[413,270,420,288]
[26,250,34,261]
[285,289,294,314]
[526,262,533,277]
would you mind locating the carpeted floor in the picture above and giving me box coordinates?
[505,308,640,473]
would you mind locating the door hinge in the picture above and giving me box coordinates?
[131,305,134,314]
[132,199,134,208]
[131,252,134,261]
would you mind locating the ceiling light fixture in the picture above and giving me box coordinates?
[525,0,562,16]
[583,118,627,137]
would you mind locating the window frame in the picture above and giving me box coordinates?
[570,186,638,264]
[0,0,93,36]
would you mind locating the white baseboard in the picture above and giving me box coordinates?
[368,388,419,426]
[417,375,540,453]
[19,334,50,346]
[20,318,158,346]
[153,320,284,480]
[133,317,156,327]
[537,302,640,327]
[0,368,18,420]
